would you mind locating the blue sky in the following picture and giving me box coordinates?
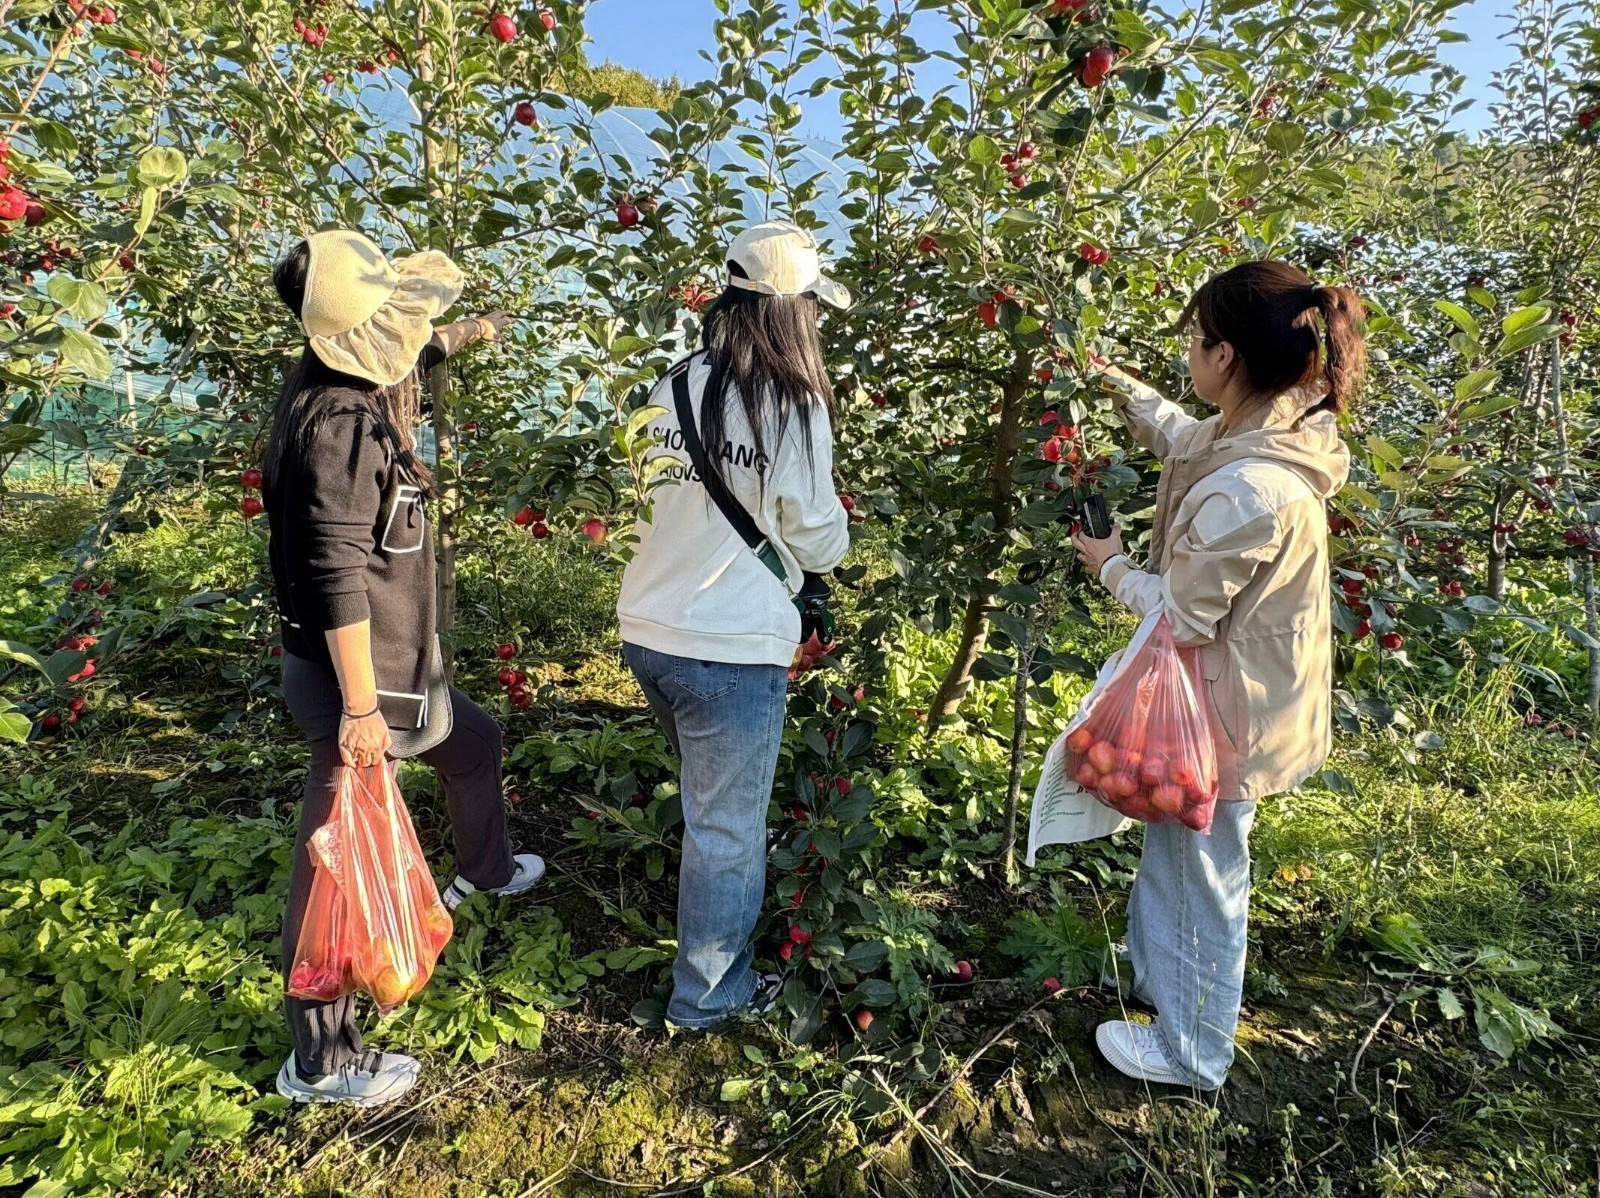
[587,0,1513,141]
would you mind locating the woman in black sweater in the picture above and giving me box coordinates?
[264,230,543,1107]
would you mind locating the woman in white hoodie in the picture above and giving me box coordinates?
[617,222,852,1030]
[1073,260,1365,1089]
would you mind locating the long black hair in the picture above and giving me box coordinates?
[694,262,834,489]
[262,240,434,493]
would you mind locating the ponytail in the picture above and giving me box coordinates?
[1308,284,1366,415]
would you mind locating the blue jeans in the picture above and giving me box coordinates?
[1126,799,1258,1090]
[622,643,789,1030]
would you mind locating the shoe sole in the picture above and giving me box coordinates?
[275,1061,421,1108]
[1094,1023,1190,1086]
[442,859,546,911]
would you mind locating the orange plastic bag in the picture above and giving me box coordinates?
[1062,615,1231,833]
[287,764,453,1012]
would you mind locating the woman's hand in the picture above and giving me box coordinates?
[338,710,392,768]
[476,310,517,338]
[1072,524,1125,577]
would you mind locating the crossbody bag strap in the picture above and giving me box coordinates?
[669,365,789,587]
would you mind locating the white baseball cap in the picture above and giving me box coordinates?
[727,220,852,309]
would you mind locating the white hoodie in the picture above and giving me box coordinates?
[617,356,851,666]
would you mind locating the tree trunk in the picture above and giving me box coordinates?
[927,590,992,725]
[1547,340,1600,720]
[925,348,1032,729]
[999,608,1034,886]
[415,4,459,666]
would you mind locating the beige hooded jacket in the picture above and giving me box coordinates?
[1096,375,1350,804]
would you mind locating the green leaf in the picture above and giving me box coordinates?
[1492,322,1562,359]
[0,640,48,674]
[843,939,889,971]
[847,978,898,1008]
[60,327,114,378]
[1460,394,1518,422]
[718,1078,756,1102]
[1263,122,1305,154]
[1499,304,1549,337]
[0,710,30,744]
[968,134,1000,166]
[1432,299,1479,340]
[1453,370,1498,403]
[47,276,109,323]
[1436,987,1466,1021]
[136,146,189,189]
[135,186,158,235]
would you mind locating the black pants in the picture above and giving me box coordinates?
[280,652,514,1076]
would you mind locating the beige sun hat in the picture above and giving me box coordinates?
[727,220,851,309]
[300,229,466,386]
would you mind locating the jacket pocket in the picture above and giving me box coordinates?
[1198,643,1246,756]
[380,485,428,555]
[673,660,741,702]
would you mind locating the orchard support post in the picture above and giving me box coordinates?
[416,0,459,665]
[1548,340,1600,720]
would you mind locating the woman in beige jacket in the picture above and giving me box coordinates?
[1072,260,1365,1089]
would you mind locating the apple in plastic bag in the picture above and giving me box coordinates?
[1066,727,1094,756]
[1074,762,1101,790]
[1087,740,1118,773]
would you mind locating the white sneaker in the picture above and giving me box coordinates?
[1095,1020,1192,1086]
[275,1049,420,1107]
[442,852,545,911]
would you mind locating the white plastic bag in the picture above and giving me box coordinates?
[1025,610,1166,866]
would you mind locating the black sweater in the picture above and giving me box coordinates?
[265,388,437,731]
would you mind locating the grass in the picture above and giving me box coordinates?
[2,491,1598,1197]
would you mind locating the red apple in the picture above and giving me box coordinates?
[487,12,517,42]
[509,686,531,708]
[1086,740,1117,774]
[513,506,536,527]
[1079,45,1116,87]
[40,713,61,732]
[918,235,938,253]
[1353,620,1371,639]
[978,300,999,328]
[270,645,284,657]
[1042,976,1063,993]
[615,199,641,228]
[1381,632,1403,651]
[507,790,525,807]
[954,959,974,983]
[1073,762,1101,790]
[0,187,29,222]
[839,494,855,512]
[1106,771,1140,799]
[1150,784,1185,815]
[68,696,87,715]
[498,667,517,687]
[538,7,555,30]
[71,577,90,593]
[513,101,537,127]
[778,941,794,962]
[531,522,550,539]
[1040,437,1063,463]
[789,925,812,946]
[241,468,263,490]
[1065,726,1094,756]
[240,497,264,518]
[581,517,607,544]
[855,1009,874,1032]
[96,579,113,596]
